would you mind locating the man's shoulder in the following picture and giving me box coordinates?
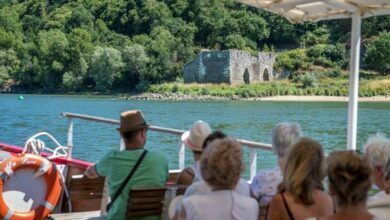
[146,150,167,160]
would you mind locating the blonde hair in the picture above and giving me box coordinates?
[278,137,324,206]
[327,151,372,207]
[200,137,244,189]
[364,133,390,168]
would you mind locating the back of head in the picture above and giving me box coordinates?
[202,131,227,150]
[272,122,302,158]
[200,137,244,190]
[278,137,324,205]
[364,133,390,168]
[327,151,372,208]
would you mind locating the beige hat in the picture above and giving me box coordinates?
[181,121,212,152]
[117,110,148,132]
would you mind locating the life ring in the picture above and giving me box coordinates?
[0,154,62,220]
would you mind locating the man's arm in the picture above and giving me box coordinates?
[84,164,99,179]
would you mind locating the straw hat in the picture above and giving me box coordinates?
[181,121,212,152]
[117,110,149,132]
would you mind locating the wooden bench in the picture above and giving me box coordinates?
[127,187,167,218]
[62,175,106,212]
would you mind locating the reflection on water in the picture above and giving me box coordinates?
[0,94,389,177]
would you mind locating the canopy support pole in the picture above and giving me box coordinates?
[347,12,361,150]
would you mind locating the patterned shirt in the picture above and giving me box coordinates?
[250,166,283,206]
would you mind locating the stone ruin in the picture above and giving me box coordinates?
[184,50,276,84]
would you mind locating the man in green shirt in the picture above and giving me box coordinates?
[85,110,169,220]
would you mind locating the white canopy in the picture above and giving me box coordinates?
[238,0,390,150]
[238,0,390,23]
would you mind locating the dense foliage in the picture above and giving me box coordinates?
[0,0,388,93]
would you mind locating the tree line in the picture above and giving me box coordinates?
[0,0,388,93]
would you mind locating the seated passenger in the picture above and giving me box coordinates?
[250,122,302,206]
[85,110,168,220]
[176,120,211,185]
[170,132,250,220]
[267,137,333,220]
[364,133,390,199]
[367,157,390,218]
[184,131,250,197]
[323,151,375,220]
[179,138,259,220]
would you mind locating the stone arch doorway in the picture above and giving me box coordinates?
[263,68,270,81]
[243,68,250,84]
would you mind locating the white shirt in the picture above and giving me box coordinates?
[367,191,390,219]
[182,190,259,220]
[185,178,250,197]
[189,161,203,183]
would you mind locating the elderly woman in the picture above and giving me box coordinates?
[250,122,302,206]
[368,157,390,218]
[176,120,211,185]
[179,138,259,220]
[323,151,377,220]
[267,137,333,220]
[364,133,390,198]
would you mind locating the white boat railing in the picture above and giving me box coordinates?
[61,112,272,180]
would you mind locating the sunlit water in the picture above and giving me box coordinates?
[0,94,389,177]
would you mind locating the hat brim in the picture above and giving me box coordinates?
[116,124,149,132]
[181,131,202,152]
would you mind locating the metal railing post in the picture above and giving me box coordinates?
[179,142,185,170]
[67,118,73,159]
[249,148,257,181]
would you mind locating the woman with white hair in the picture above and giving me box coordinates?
[364,133,390,197]
[250,122,302,207]
[178,138,259,220]
[367,158,390,218]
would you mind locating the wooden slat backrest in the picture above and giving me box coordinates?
[68,175,105,211]
[127,187,167,217]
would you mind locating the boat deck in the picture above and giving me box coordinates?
[49,211,103,220]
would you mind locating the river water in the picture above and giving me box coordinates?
[0,94,389,176]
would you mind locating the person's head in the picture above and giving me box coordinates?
[364,133,390,189]
[272,122,302,159]
[181,120,212,158]
[200,137,244,190]
[278,137,324,206]
[117,110,149,148]
[327,150,372,209]
[202,131,227,150]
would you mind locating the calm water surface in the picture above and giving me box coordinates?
[0,94,389,176]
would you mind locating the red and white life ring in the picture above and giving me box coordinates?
[0,154,62,220]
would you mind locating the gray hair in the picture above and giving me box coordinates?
[364,133,390,168]
[272,122,303,158]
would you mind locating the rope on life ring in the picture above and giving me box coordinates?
[0,153,62,220]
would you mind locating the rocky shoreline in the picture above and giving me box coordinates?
[120,93,390,102]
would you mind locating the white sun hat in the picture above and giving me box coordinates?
[181,121,212,152]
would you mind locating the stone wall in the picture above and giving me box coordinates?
[184,50,275,84]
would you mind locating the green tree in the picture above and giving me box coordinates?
[121,44,149,87]
[36,29,69,91]
[90,47,124,91]
[364,32,390,75]
[0,49,20,87]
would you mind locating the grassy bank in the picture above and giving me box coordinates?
[147,73,390,98]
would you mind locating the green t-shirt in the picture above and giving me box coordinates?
[96,148,168,220]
